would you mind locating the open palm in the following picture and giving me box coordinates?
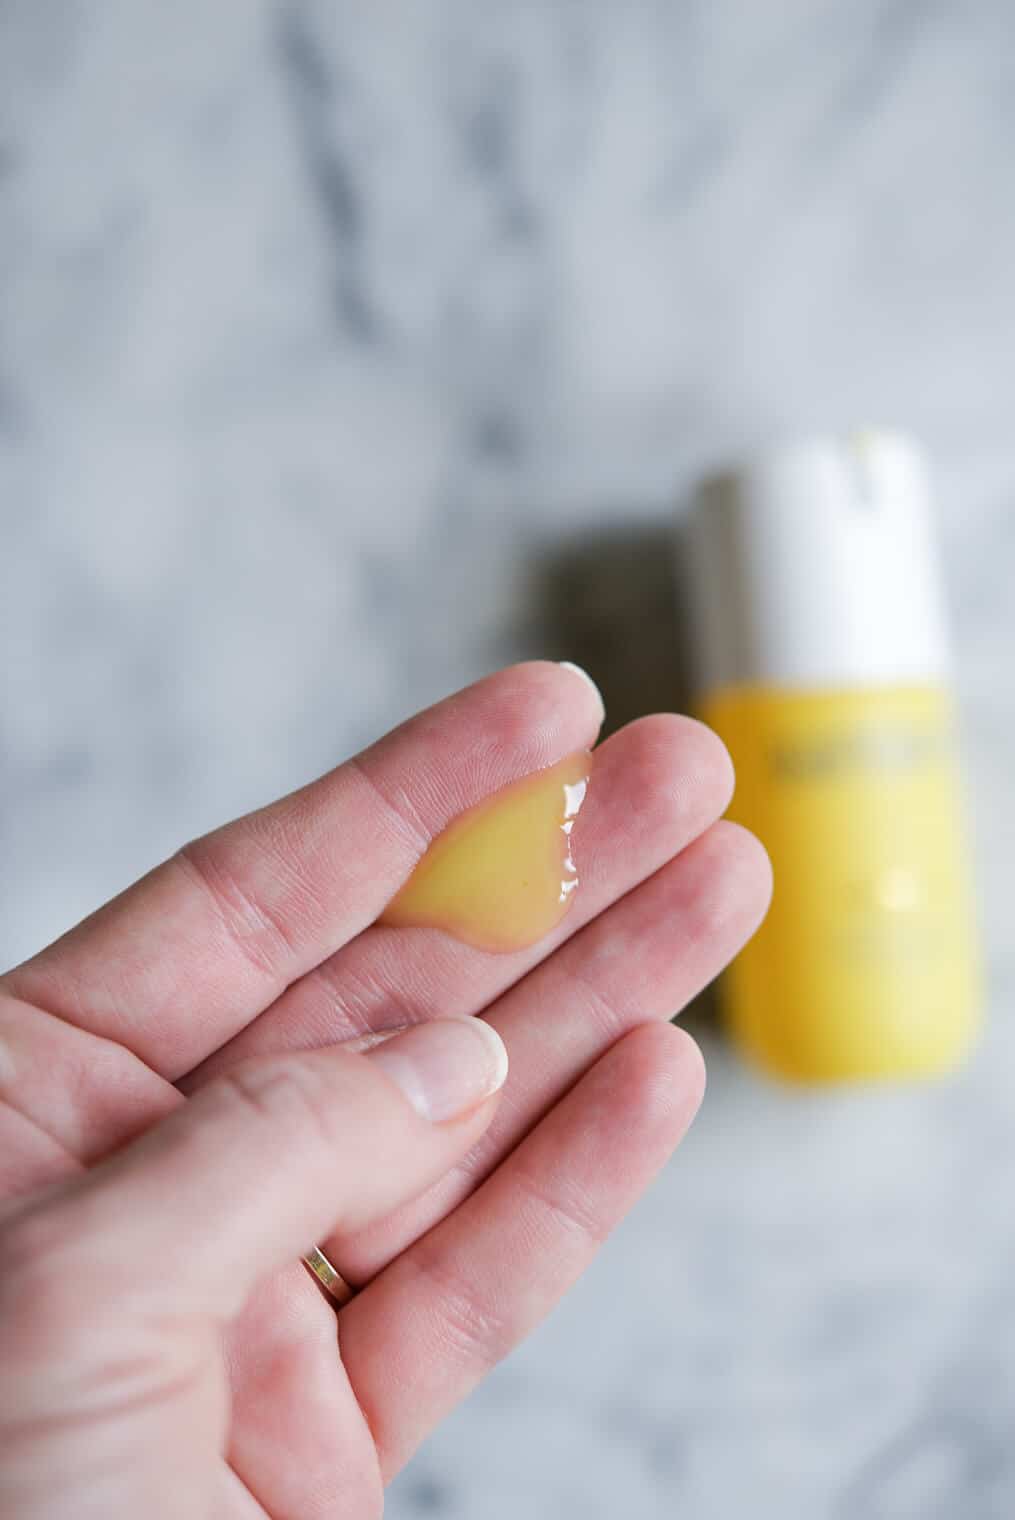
[0,663,769,1518]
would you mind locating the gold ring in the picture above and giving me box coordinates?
[301,1246,356,1308]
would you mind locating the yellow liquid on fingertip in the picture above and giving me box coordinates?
[379,751,592,952]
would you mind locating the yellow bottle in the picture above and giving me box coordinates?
[686,433,980,1083]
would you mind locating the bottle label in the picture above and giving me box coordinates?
[702,685,980,1083]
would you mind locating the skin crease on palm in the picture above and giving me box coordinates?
[0,662,772,1519]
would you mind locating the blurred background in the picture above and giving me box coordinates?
[2,2,1014,1515]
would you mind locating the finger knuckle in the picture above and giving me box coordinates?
[512,1162,608,1249]
[216,1058,342,1154]
[174,840,297,983]
[407,1247,515,1374]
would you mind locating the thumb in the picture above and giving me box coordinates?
[14,1018,507,1319]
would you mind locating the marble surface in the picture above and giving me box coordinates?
[3,2,1015,1515]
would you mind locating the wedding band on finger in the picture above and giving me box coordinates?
[301,1245,356,1308]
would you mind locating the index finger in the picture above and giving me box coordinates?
[4,663,604,1076]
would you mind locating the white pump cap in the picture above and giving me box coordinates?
[685,431,952,693]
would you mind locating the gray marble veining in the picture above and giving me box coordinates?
[2,3,1014,1516]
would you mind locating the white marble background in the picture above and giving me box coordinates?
[2,2,1015,1516]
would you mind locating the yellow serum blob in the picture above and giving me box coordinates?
[379,750,593,953]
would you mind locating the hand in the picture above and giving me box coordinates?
[0,663,770,1518]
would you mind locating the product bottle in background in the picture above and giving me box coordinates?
[685,432,980,1083]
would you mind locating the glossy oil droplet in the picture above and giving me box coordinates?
[379,750,593,953]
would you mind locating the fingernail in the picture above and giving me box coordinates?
[365,1017,509,1122]
[559,661,605,722]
